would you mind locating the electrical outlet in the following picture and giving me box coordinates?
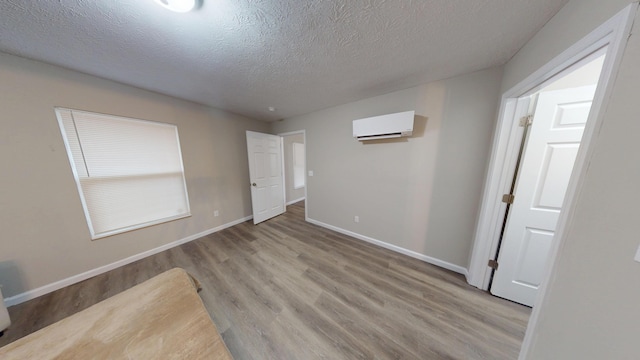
[214,210,219,217]
[308,170,314,177]
[354,216,359,223]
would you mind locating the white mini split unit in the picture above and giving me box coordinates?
[352,110,415,141]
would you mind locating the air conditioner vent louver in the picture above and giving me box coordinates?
[353,111,415,141]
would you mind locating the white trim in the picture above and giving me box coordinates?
[468,3,637,292]
[277,130,306,137]
[286,197,306,206]
[519,5,637,360]
[307,218,468,277]
[467,97,532,288]
[3,215,253,307]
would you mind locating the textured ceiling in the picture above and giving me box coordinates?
[0,0,568,121]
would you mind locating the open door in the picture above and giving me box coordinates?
[490,85,597,306]
[246,131,285,224]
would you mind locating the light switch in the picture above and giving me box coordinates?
[635,244,640,263]
[308,170,314,177]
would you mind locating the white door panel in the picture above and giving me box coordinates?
[246,131,285,224]
[534,143,580,210]
[491,85,596,306]
[513,228,554,287]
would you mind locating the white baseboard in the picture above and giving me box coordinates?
[306,217,468,277]
[4,215,253,307]
[286,197,305,206]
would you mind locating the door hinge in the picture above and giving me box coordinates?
[502,194,515,204]
[519,115,533,127]
[488,259,499,270]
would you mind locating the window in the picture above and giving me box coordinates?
[292,142,305,189]
[56,108,191,239]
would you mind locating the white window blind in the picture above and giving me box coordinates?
[292,142,305,189]
[56,108,191,239]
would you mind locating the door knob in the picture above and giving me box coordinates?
[252,183,257,186]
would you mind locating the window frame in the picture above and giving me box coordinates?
[55,107,191,240]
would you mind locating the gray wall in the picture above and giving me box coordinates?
[501,0,640,358]
[0,52,269,299]
[281,133,306,203]
[272,67,502,268]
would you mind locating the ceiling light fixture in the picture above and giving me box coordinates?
[154,0,196,13]
[268,107,276,112]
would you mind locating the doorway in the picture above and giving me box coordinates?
[245,130,307,225]
[280,131,306,206]
[489,53,605,306]
[467,4,636,310]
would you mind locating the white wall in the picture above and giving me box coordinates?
[502,1,640,358]
[0,52,269,300]
[272,67,503,269]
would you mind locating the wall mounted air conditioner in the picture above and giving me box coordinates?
[353,110,415,141]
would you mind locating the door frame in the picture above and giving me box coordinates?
[465,3,636,357]
[278,130,308,220]
[468,3,635,291]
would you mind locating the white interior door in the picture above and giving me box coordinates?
[246,131,285,224]
[490,85,596,306]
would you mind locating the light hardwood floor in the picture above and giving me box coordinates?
[0,202,530,359]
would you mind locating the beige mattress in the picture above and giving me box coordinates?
[0,268,233,359]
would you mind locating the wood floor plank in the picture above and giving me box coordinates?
[299,254,386,307]
[344,262,522,358]
[0,201,530,359]
[266,277,375,360]
[314,291,418,360]
[268,307,337,360]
